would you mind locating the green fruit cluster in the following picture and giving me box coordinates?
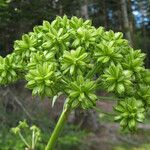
[0,16,150,131]
[26,62,60,97]
[102,64,132,94]
[67,75,97,109]
[0,53,23,85]
[61,47,90,75]
[114,98,145,131]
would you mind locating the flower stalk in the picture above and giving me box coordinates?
[45,104,71,150]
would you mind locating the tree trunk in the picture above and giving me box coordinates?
[128,0,135,46]
[117,1,123,31]
[138,1,149,67]
[59,3,63,16]
[102,0,107,28]
[121,0,132,45]
[81,0,89,19]
[74,109,99,132]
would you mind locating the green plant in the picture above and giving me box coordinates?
[0,124,87,150]
[11,120,41,150]
[0,16,150,150]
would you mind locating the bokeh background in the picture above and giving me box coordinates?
[0,0,150,150]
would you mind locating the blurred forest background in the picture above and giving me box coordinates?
[0,0,150,150]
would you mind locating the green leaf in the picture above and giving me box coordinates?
[114,115,122,121]
[102,56,110,63]
[128,119,136,130]
[1,71,6,77]
[43,21,51,30]
[70,91,79,98]
[70,65,75,75]
[71,100,79,108]
[120,118,127,127]
[116,83,125,94]
[115,105,124,112]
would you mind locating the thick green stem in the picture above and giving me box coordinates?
[45,106,71,150]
